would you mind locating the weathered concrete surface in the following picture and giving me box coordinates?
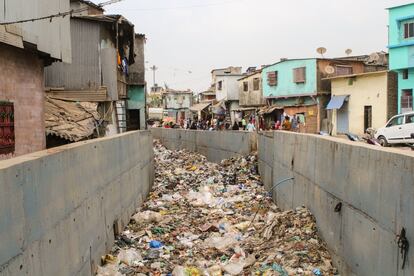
[0,131,153,276]
[258,131,414,276]
[151,128,257,162]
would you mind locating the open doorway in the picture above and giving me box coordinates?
[364,106,372,132]
[127,109,141,131]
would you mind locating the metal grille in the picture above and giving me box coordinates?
[0,102,15,155]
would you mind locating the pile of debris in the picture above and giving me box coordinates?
[98,141,337,275]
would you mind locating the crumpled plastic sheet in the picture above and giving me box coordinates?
[96,140,338,275]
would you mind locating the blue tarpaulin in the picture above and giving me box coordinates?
[326,95,349,110]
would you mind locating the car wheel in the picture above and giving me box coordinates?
[378,136,389,147]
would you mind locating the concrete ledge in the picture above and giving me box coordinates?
[0,131,154,276]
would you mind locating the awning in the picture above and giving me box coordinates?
[233,107,257,112]
[326,95,349,110]
[190,102,211,112]
[259,105,283,115]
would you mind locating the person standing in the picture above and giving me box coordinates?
[291,115,298,132]
[282,116,292,131]
[246,121,256,132]
[241,118,247,130]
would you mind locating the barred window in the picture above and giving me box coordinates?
[0,102,15,155]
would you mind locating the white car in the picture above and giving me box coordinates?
[375,112,414,146]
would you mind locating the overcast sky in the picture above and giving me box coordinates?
[95,0,410,92]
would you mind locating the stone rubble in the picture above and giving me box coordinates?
[97,141,337,276]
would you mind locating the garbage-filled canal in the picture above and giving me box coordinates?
[98,141,337,275]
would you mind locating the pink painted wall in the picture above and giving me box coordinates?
[0,43,45,159]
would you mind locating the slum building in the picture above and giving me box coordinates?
[261,57,387,133]
[44,0,139,146]
[0,0,71,159]
[162,89,194,124]
[126,34,147,131]
[236,68,266,127]
[388,3,414,114]
[211,67,244,125]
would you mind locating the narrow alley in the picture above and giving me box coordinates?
[97,141,336,276]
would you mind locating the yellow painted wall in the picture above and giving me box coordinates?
[331,72,388,135]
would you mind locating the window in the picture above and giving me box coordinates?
[406,114,414,124]
[253,78,260,91]
[217,81,223,91]
[0,102,15,155]
[403,69,409,80]
[335,65,353,76]
[404,22,414,39]
[401,89,413,113]
[293,67,306,83]
[267,71,278,86]
[387,116,404,127]
[243,81,248,92]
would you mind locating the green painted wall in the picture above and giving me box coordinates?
[127,85,145,109]
[262,59,317,98]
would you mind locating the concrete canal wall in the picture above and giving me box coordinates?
[150,128,257,162]
[0,131,154,276]
[258,131,414,276]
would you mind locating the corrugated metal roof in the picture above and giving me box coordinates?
[0,0,71,62]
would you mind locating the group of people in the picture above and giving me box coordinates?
[231,117,256,132]
[273,114,301,131]
[161,113,302,133]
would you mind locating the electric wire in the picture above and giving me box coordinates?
[0,0,123,26]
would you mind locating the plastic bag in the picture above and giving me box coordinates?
[204,233,238,251]
[118,248,142,266]
[96,264,124,276]
[132,210,162,223]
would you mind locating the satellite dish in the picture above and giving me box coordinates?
[345,49,353,56]
[369,52,380,62]
[317,47,327,57]
[325,65,335,75]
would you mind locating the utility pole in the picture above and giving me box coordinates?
[150,65,158,87]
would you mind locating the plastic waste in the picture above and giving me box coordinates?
[146,248,160,259]
[117,249,142,266]
[203,233,239,251]
[97,264,124,276]
[313,268,322,276]
[222,262,244,275]
[149,240,163,248]
[132,210,162,223]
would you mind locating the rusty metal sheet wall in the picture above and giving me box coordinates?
[0,0,71,62]
[45,19,101,91]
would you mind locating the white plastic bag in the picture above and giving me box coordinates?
[118,248,142,266]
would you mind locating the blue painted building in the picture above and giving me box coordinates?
[388,3,414,113]
[261,58,366,132]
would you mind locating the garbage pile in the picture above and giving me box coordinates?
[98,141,337,276]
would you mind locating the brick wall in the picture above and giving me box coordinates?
[0,43,45,159]
[284,104,318,133]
